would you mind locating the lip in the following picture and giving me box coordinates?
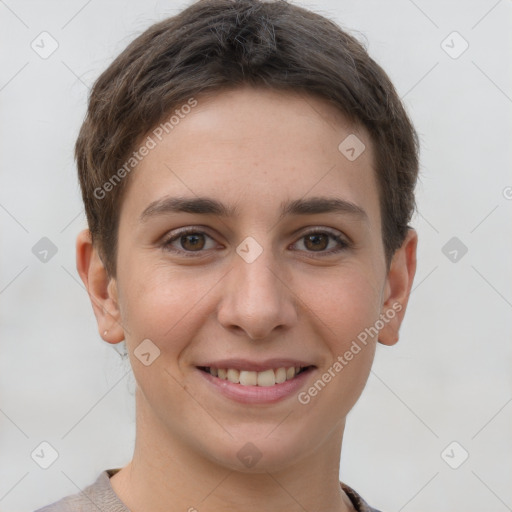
[196,365,316,404]
[195,358,314,372]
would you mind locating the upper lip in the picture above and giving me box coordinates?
[196,358,316,372]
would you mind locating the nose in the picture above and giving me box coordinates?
[217,245,298,340]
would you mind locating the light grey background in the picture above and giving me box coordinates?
[1,0,511,511]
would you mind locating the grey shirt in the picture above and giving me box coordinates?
[34,468,382,511]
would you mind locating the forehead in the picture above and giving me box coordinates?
[119,86,380,227]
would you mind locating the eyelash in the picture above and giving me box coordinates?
[161,227,351,258]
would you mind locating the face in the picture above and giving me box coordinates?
[96,86,410,472]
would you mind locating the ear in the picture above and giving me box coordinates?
[76,229,125,344]
[378,228,418,346]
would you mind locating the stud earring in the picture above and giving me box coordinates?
[103,330,108,337]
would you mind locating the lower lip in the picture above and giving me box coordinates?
[196,367,315,404]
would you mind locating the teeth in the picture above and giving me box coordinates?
[226,368,240,384]
[209,366,305,386]
[239,370,257,386]
[275,367,287,384]
[257,369,275,386]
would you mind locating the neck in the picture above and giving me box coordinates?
[110,389,355,512]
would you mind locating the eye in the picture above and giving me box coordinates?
[292,229,350,255]
[162,228,218,256]
[162,227,350,258]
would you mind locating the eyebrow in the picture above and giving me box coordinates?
[139,195,368,223]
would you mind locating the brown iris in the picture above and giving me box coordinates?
[180,233,205,251]
[304,233,328,251]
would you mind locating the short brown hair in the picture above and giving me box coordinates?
[76,0,419,278]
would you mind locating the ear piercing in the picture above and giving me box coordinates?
[103,330,108,337]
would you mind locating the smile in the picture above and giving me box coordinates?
[195,363,316,404]
[197,366,312,386]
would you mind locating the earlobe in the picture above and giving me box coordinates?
[378,228,418,346]
[75,229,125,344]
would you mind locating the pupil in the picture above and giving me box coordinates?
[182,234,204,250]
[306,234,327,251]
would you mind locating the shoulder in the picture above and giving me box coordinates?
[341,481,383,512]
[33,469,128,512]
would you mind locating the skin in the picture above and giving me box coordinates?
[76,86,417,512]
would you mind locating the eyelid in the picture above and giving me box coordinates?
[161,226,219,256]
[290,227,350,254]
[161,226,350,257]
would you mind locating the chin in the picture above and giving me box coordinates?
[202,432,313,474]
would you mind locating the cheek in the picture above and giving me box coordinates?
[294,268,381,409]
[298,264,383,344]
[118,266,215,414]
[117,261,219,352]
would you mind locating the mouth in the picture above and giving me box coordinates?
[194,358,317,404]
[196,365,314,387]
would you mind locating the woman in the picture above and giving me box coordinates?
[35,0,418,510]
